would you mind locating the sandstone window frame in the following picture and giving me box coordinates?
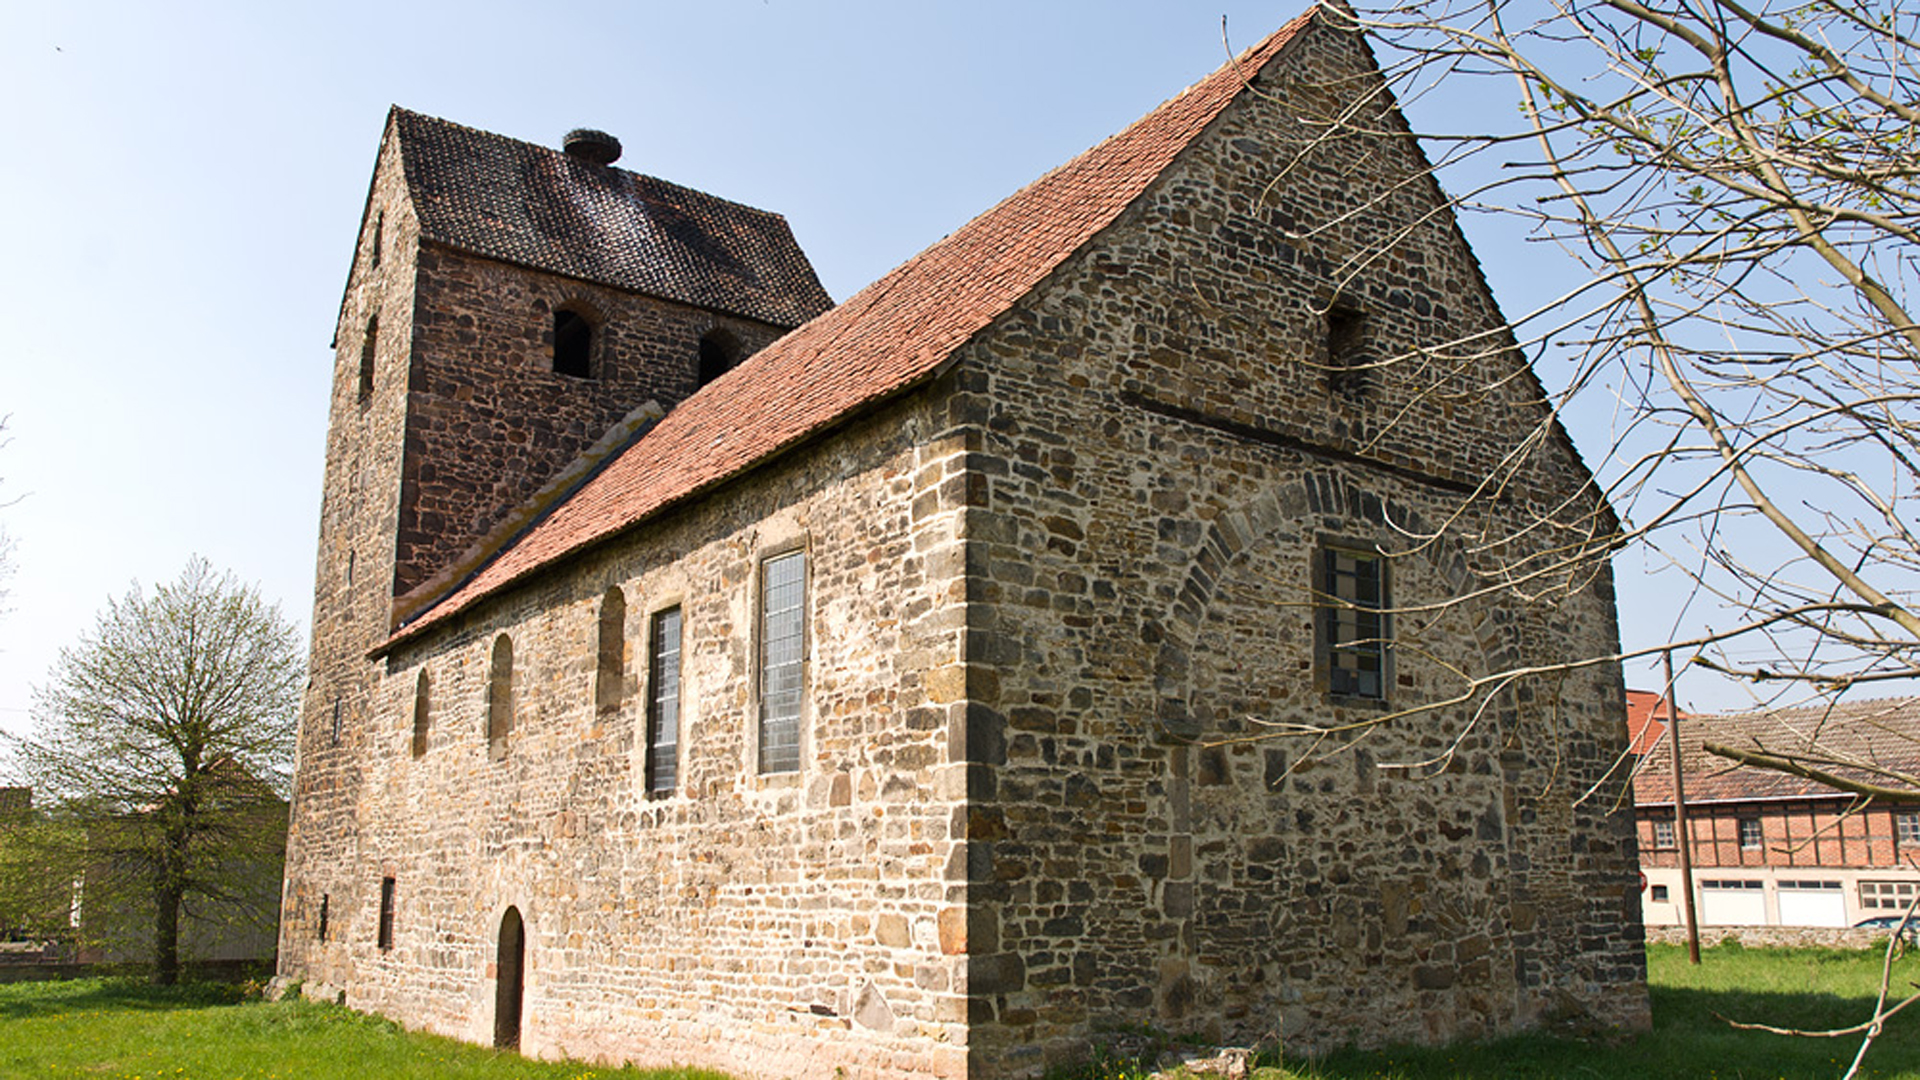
[1314,540,1391,703]
[754,545,809,776]
[553,306,595,379]
[487,633,514,761]
[645,604,683,797]
[411,670,431,758]
[595,586,628,713]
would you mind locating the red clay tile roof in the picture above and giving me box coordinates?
[393,108,832,328]
[382,8,1320,650]
[1633,696,1920,806]
[1626,689,1680,755]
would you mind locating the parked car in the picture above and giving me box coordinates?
[1854,914,1919,948]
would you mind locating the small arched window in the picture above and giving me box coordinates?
[697,329,740,388]
[359,314,379,402]
[595,586,626,712]
[487,634,513,760]
[554,309,593,379]
[411,670,431,758]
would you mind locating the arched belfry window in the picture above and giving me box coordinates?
[595,586,626,712]
[554,308,593,379]
[487,634,513,760]
[358,314,379,402]
[697,329,740,389]
[412,670,431,758]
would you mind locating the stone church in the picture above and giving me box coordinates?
[279,7,1648,1077]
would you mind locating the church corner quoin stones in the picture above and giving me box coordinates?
[278,7,1650,1077]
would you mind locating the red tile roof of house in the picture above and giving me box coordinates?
[1633,696,1920,806]
[380,7,1321,651]
[1626,689,1680,755]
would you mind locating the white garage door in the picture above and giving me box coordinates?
[1701,879,1767,925]
[1778,880,1847,926]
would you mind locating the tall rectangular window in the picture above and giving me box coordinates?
[647,608,682,795]
[317,894,330,943]
[759,551,806,774]
[1897,811,1919,848]
[1738,817,1763,850]
[377,877,396,951]
[1322,547,1387,699]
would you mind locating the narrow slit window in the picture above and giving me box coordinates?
[1321,547,1387,700]
[317,894,329,942]
[758,551,806,774]
[488,634,513,760]
[411,670,431,758]
[595,588,626,712]
[330,698,343,747]
[647,607,682,795]
[376,877,396,951]
[358,315,379,402]
[554,309,592,378]
[370,210,384,269]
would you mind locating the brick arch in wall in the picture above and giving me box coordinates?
[1146,467,1518,741]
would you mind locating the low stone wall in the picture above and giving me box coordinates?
[1646,925,1899,949]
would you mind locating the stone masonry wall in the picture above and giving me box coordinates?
[281,123,422,990]
[951,19,1645,1075]
[397,245,791,599]
[323,386,974,1080]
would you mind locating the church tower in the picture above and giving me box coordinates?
[280,108,830,985]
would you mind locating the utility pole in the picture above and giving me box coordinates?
[1665,650,1701,965]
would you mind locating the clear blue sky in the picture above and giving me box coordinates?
[0,0,1751,737]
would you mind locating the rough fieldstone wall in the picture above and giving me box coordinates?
[397,246,791,597]
[952,19,1644,1075]
[330,387,973,1080]
[280,126,422,990]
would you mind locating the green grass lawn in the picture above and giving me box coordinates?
[1280,941,1920,1080]
[1,942,1915,1079]
[0,977,719,1080]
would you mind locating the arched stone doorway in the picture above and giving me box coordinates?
[494,906,524,1050]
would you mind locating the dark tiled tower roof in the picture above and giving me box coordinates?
[391,107,833,328]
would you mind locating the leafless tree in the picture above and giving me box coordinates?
[1247,1,1919,1067]
[1241,0,1920,795]
[8,557,300,984]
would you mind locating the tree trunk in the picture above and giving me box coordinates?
[153,877,181,986]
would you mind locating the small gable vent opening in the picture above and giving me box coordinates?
[1326,304,1372,399]
[697,329,740,389]
[554,309,593,379]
